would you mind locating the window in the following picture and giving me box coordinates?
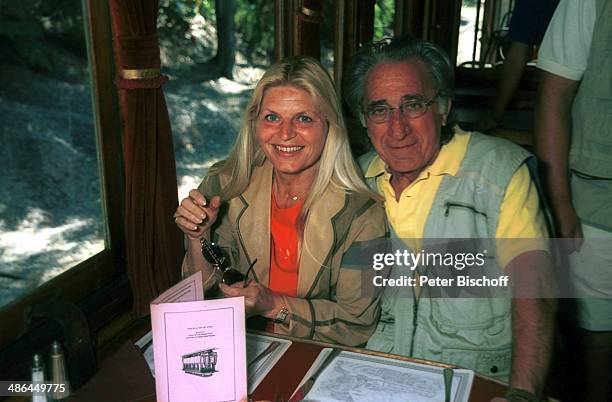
[0,0,124,349]
[373,0,395,41]
[318,1,334,76]
[0,0,104,308]
[457,0,514,67]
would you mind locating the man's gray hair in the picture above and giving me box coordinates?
[343,35,456,143]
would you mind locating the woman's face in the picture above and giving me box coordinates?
[255,85,327,178]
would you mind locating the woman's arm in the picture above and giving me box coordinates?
[175,189,221,287]
[281,264,383,346]
[220,250,382,347]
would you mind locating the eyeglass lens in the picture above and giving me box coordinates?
[367,101,426,122]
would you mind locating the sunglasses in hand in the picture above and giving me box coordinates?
[200,238,256,287]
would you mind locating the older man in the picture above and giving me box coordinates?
[343,37,555,401]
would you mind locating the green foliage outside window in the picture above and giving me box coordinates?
[158,0,274,64]
[3,0,398,72]
[374,0,395,41]
[234,0,274,61]
[0,0,87,74]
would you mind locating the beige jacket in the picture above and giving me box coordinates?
[193,161,386,346]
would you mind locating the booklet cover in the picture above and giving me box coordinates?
[150,272,248,402]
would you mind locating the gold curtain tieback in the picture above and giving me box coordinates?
[120,68,161,80]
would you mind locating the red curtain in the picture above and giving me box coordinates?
[108,0,182,316]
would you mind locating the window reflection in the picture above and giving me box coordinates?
[0,0,104,306]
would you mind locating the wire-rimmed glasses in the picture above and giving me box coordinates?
[365,93,439,124]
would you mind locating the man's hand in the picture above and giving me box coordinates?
[555,202,584,253]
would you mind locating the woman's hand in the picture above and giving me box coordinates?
[174,190,221,240]
[219,281,281,318]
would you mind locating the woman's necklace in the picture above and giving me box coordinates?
[274,178,306,204]
[284,189,304,202]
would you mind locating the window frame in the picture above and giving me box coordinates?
[0,0,126,350]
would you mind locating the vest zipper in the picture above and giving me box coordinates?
[444,201,488,218]
[409,292,420,356]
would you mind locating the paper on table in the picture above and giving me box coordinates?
[138,330,291,388]
[246,333,291,393]
[296,349,473,402]
[136,331,155,377]
[150,272,247,402]
[152,270,204,304]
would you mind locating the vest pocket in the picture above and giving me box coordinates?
[443,201,490,238]
[444,201,487,218]
[441,345,511,380]
[431,298,508,331]
[430,298,510,348]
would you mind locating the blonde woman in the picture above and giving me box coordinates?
[174,56,385,346]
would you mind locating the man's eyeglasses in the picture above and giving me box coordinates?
[201,238,256,287]
[365,93,439,124]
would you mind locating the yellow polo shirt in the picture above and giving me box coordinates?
[365,129,548,269]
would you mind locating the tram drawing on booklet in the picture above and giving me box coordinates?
[182,348,218,377]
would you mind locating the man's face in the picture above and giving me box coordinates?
[364,60,447,181]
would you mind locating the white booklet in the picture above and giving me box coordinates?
[295,348,474,402]
[150,271,248,402]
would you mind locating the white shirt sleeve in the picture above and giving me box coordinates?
[537,0,597,81]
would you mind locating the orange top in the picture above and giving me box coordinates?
[268,192,303,297]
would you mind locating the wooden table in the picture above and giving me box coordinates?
[66,330,509,402]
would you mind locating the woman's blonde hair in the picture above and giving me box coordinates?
[210,56,379,219]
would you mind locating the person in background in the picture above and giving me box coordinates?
[475,0,559,132]
[344,36,556,402]
[535,0,612,400]
[173,56,386,347]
